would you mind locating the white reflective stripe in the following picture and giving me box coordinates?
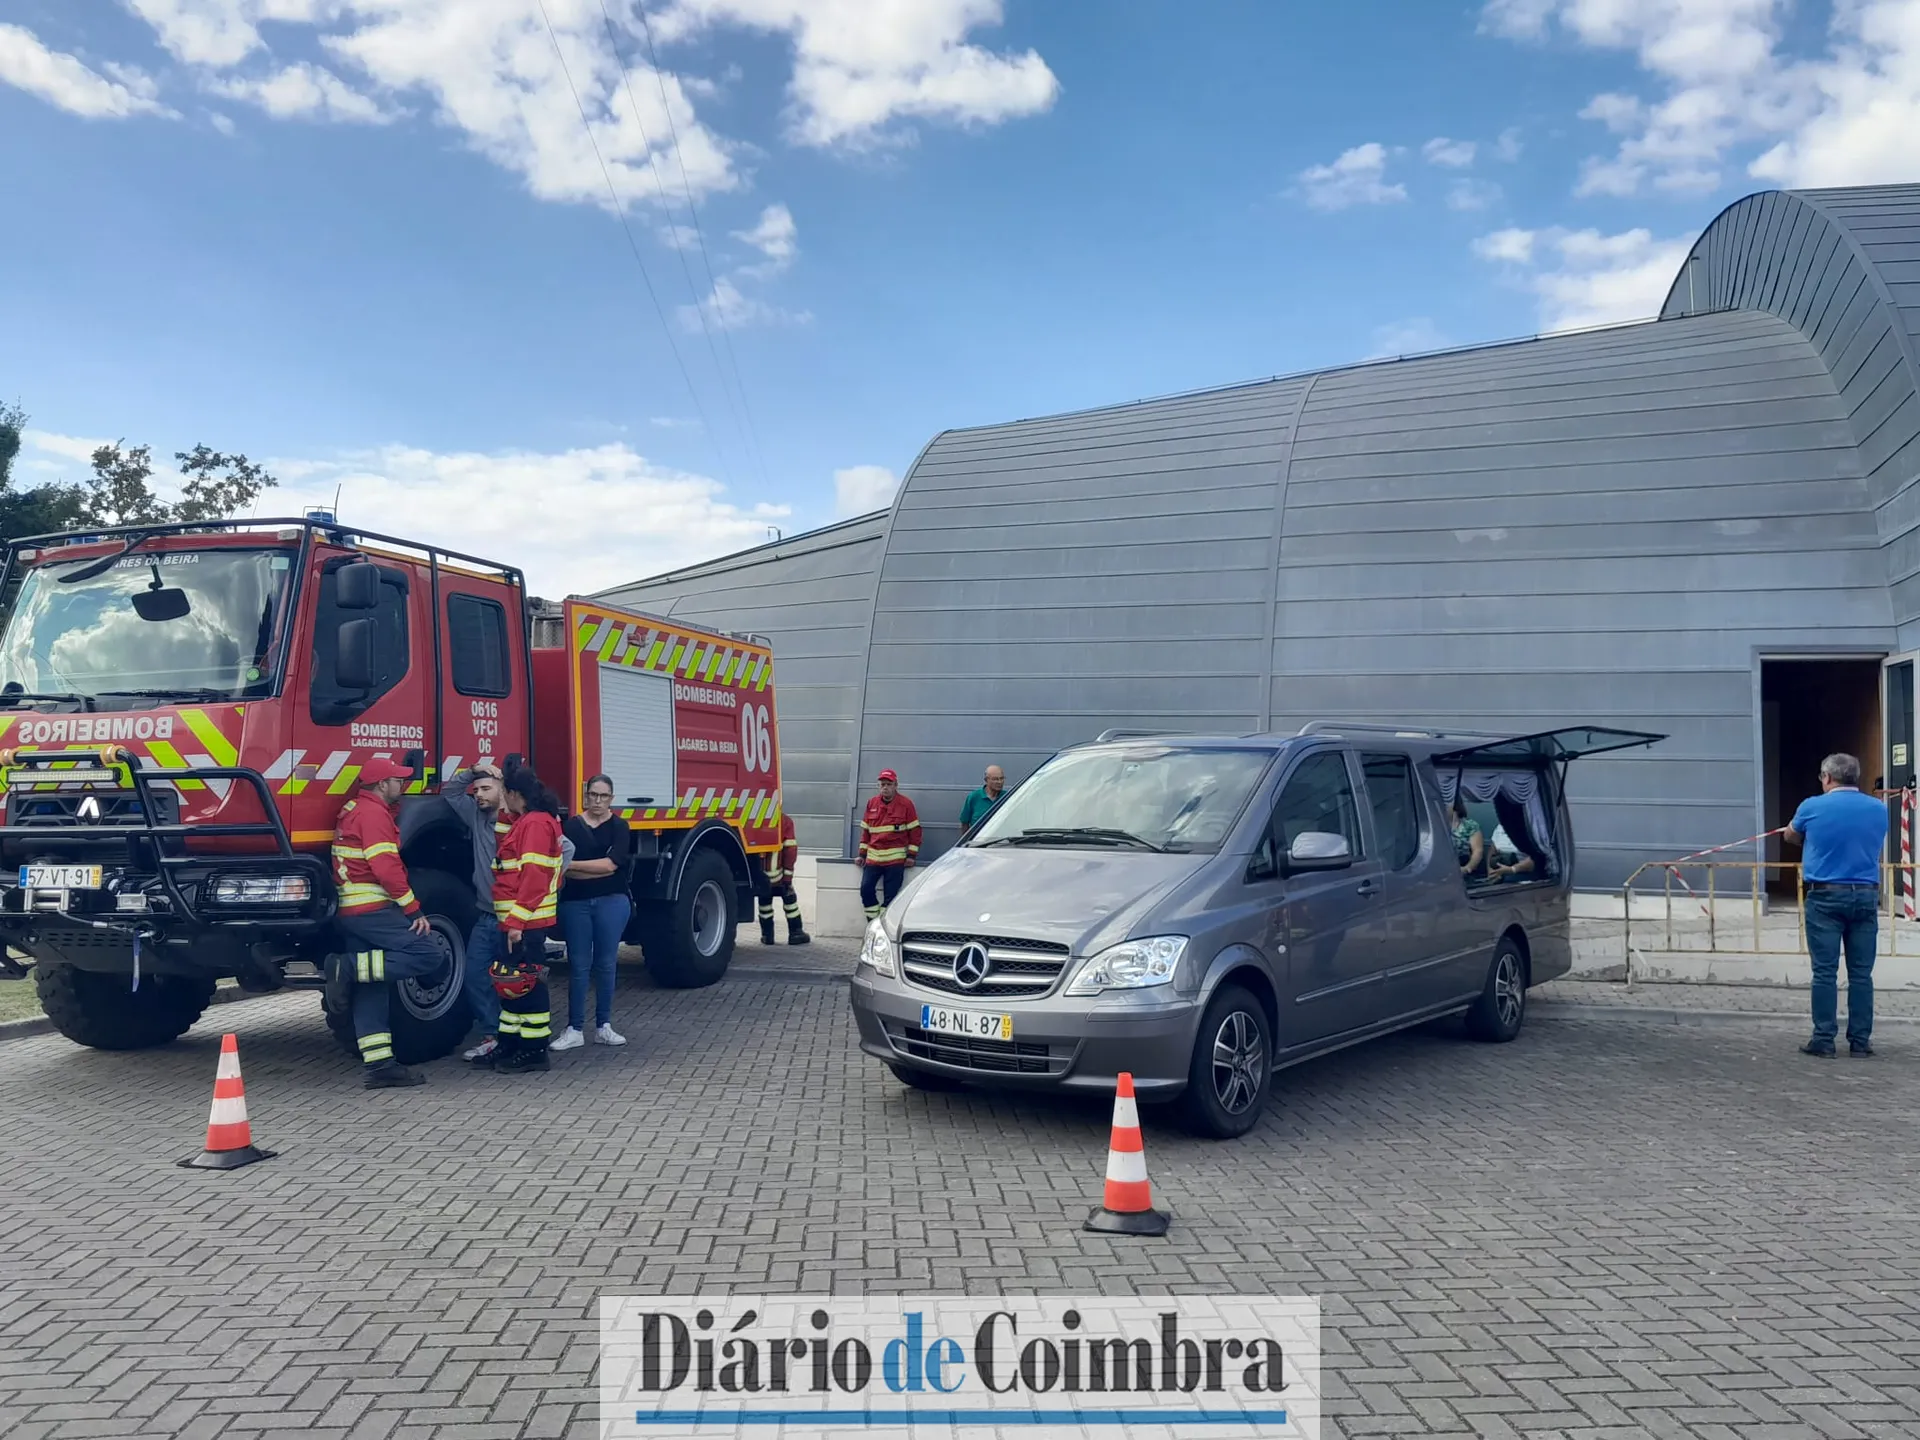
[263,748,303,780]
[441,756,464,780]
[208,1094,249,1126]
[587,617,615,653]
[681,788,698,809]
[1105,1147,1149,1185]
[317,751,352,781]
[215,1049,242,1081]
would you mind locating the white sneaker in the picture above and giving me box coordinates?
[549,1027,585,1052]
[462,1037,497,1062]
[594,1024,626,1046]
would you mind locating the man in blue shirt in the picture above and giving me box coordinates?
[1784,752,1889,1057]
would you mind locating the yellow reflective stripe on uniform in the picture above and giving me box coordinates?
[497,1014,521,1035]
[392,889,417,910]
[354,950,387,982]
[358,1030,393,1064]
[363,841,399,859]
[340,882,394,908]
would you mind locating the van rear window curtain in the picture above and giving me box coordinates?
[1437,768,1558,875]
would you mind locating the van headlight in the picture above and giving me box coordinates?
[858,917,899,978]
[1064,936,1187,996]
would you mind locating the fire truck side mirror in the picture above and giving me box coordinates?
[337,617,376,691]
[336,561,381,611]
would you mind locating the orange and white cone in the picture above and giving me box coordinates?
[177,1033,276,1170]
[1083,1072,1170,1235]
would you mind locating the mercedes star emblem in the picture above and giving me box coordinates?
[951,941,991,990]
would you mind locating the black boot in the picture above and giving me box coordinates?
[760,921,777,946]
[787,923,811,946]
[364,1061,426,1089]
[324,952,355,1017]
[500,1043,549,1074]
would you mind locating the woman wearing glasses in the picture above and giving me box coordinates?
[550,774,636,1051]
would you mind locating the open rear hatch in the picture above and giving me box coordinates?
[1432,726,1668,767]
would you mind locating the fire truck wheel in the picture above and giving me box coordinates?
[638,848,737,989]
[322,871,475,1064]
[34,963,216,1051]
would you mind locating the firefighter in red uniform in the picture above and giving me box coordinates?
[487,766,567,1074]
[328,756,442,1089]
[754,809,811,946]
[858,768,921,921]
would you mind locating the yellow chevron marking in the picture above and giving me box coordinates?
[179,708,239,767]
[327,763,362,795]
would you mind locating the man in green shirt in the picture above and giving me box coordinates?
[959,765,1007,833]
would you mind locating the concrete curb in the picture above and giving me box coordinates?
[1533,1001,1920,1028]
[0,980,261,1046]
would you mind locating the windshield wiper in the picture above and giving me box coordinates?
[1001,826,1167,852]
[0,688,93,709]
[54,534,150,585]
[97,687,235,701]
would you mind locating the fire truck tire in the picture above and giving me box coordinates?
[638,848,736,989]
[34,963,216,1050]
[321,871,475,1064]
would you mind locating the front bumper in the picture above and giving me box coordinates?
[848,968,1200,1097]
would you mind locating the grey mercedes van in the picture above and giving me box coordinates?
[848,722,1662,1137]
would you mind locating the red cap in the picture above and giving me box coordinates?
[878,768,898,783]
[360,756,413,785]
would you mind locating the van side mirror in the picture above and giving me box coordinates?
[337,617,375,690]
[1287,831,1353,871]
[336,561,381,610]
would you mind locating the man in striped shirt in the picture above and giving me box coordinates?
[329,757,443,1088]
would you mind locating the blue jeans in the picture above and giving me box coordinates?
[560,894,631,1030]
[1805,885,1877,1047]
[462,911,503,1035]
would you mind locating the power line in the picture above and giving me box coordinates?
[629,0,773,491]
[595,0,769,490]
[535,0,732,485]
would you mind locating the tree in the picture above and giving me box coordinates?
[0,402,86,543]
[80,440,278,528]
[175,445,277,523]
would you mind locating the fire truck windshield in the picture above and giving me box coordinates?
[0,547,294,705]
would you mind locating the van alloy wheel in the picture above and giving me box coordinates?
[1493,951,1523,1031]
[1211,1009,1265,1115]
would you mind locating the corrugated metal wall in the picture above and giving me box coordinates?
[858,379,1310,855]
[1664,187,1920,643]
[608,182,1920,888]
[595,513,886,852]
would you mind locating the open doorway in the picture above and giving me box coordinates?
[1760,657,1884,898]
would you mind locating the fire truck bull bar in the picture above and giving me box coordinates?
[0,745,332,930]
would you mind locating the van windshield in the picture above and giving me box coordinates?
[969,745,1272,853]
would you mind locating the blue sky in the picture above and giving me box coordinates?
[3,1,1917,592]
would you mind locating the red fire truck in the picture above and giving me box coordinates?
[0,515,782,1061]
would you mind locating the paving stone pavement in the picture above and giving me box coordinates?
[0,950,1916,1440]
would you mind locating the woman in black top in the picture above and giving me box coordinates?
[550,774,636,1051]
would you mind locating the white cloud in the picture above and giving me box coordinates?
[833,464,897,516]
[734,202,797,269]
[1484,0,1920,195]
[1295,142,1407,211]
[649,415,701,429]
[1492,125,1524,161]
[0,23,173,119]
[271,441,790,594]
[654,0,1060,148]
[1423,136,1477,167]
[1364,318,1452,360]
[1750,0,1920,187]
[1447,178,1503,211]
[20,430,113,465]
[681,275,811,331]
[1474,224,1696,332]
[212,62,388,123]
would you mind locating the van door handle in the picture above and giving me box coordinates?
[1355,878,1381,897]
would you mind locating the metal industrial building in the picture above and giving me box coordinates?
[602,184,1920,892]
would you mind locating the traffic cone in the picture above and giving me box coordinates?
[1083,1072,1169,1236]
[177,1033,276,1170]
